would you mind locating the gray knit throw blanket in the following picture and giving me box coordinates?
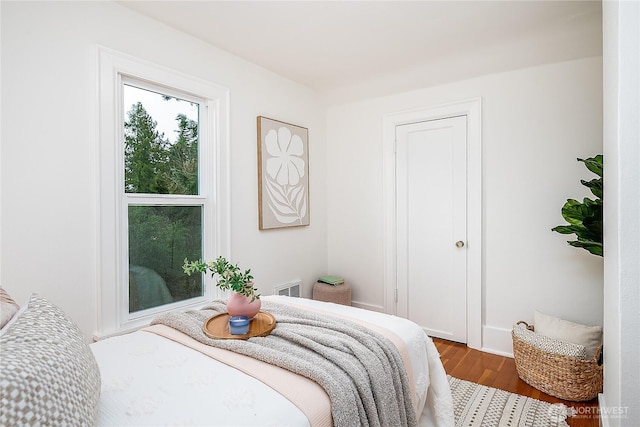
[151,299,418,427]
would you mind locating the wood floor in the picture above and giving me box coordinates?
[433,338,599,427]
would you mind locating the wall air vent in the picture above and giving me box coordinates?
[273,280,301,298]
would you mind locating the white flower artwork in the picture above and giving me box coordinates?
[257,117,309,229]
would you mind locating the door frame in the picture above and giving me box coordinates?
[382,98,482,349]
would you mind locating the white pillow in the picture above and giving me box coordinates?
[534,311,602,358]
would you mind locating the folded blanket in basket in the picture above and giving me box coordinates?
[152,300,417,427]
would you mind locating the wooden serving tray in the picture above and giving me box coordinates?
[203,311,276,340]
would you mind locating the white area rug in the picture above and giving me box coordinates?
[449,376,573,427]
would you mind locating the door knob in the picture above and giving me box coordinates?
[456,241,465,248]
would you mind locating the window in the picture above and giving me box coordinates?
[123,81,203,314]
[97,48,230,338]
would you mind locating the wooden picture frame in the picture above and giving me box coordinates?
[257,116,310,230]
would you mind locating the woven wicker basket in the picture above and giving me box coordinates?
[512,321,603,402]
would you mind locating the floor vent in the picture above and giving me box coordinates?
[273,280,301,298]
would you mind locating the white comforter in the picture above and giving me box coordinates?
[91,296,453,426]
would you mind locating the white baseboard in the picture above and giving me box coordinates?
[598,394,608,427]
[481,325,514,357]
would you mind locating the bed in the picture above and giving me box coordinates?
[0,291,453,427]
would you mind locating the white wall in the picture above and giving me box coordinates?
[0,1,328,340]
[327,57,603,354]
[602,1,640,425]
[0,2,609,358]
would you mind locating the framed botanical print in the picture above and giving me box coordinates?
[257,116,310,230]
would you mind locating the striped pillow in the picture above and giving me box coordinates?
[0,294,101,426]
[0,287,20,330]
[513,322,587,359]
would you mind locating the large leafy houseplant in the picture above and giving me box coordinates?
[183,256,260,302]
[552,155,603,256]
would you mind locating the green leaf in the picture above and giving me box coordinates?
[552,225,582,235]
[578,155,603,177]
[568,240,603,256]
[581,178,603,199]
[561,199,589,225]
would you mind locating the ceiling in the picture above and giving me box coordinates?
[118,1,602,104]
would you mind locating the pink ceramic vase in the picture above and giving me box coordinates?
[226,291,261,319]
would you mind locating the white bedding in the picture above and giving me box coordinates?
[91,296,453,426]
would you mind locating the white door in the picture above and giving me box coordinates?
[396,116,467,343]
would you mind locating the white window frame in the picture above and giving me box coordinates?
[96,47,230,339]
